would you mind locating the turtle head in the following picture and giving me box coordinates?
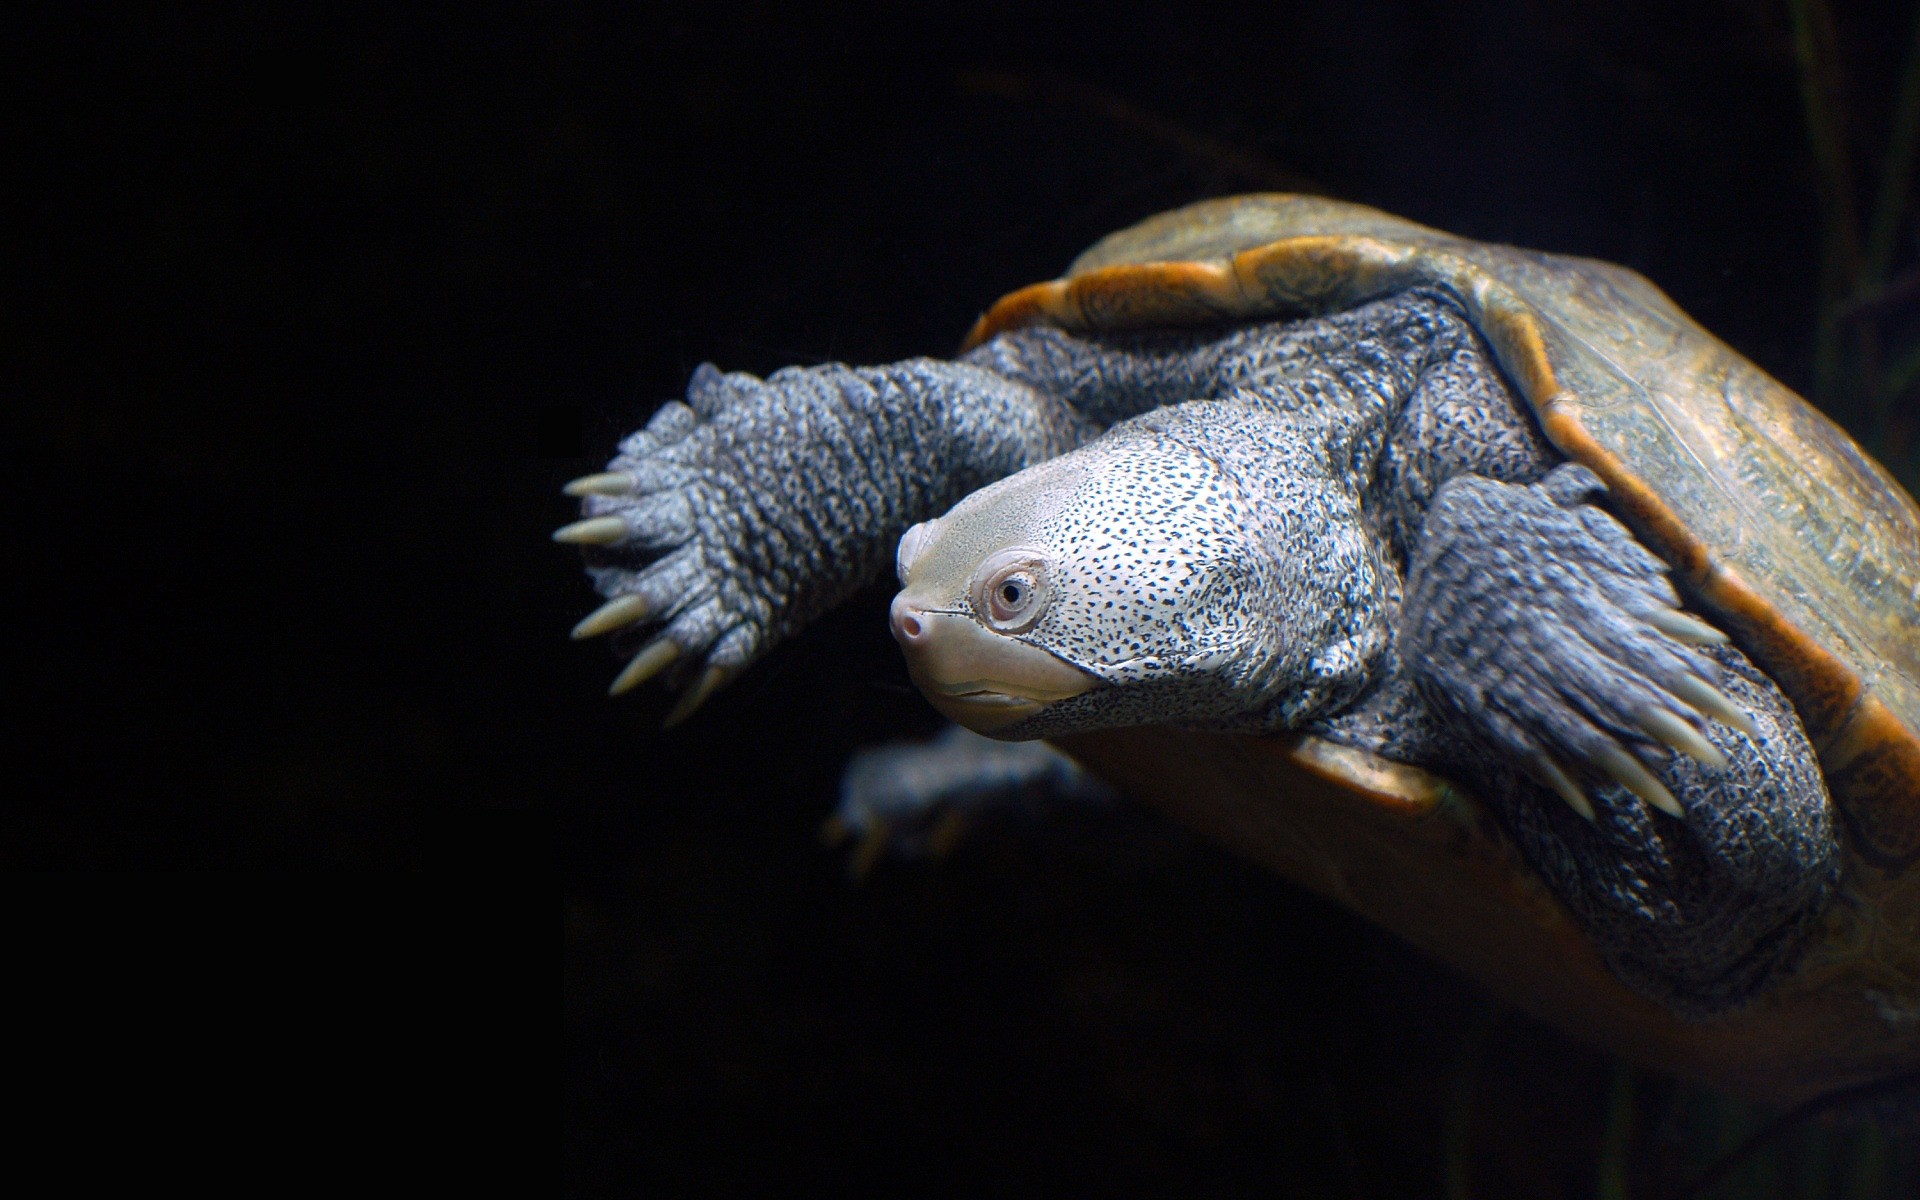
[889,407,1386,739]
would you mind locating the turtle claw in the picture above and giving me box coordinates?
[553,515,629,546]
[662,665,732,729]
[1531,753,1596,823]
[571,593,654,639]
[1592,744,1686,819]
[1638,705,1728,770]
[1670,673,1758,738]
[1644,608,1729,646]
[1404,472,1766,829]
[609,638,680,696]
[567,362,878,715]
[568,394,768,710]
[563,471,635,498]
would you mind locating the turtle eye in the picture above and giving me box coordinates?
[972,548,1051,634]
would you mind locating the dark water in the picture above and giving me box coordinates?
[19,1,1920,1193]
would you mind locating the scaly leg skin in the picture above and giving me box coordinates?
[557,359,1090,720]
[1400,464,1838,1014]
[828,726,1117,879]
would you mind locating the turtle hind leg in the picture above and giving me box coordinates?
[828,726,1117,879]
[1399,464,1839,1014]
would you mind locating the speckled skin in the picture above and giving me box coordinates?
[576,288,1835,1013]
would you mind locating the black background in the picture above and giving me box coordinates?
[15,1,1919,1193]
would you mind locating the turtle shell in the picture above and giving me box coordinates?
[962,195,1920,1106]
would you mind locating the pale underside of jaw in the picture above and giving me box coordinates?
[923,690,1047,733]
[918,675,1094,703]
[898,608,1098,733]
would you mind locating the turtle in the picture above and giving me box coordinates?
[557,194,1920,1110]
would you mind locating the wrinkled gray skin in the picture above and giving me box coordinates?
[570,288,1837,1015]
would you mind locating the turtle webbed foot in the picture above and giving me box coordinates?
[557,366,776,724]
[827,726,1116,878]
[1403,464,1752,823]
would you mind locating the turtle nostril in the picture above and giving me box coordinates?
[890,594,927,643]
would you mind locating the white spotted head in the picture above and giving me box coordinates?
[891,406,1376,739]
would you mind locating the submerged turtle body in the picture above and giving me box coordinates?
[564,193,1920,1109]
[962,195,1920,1105]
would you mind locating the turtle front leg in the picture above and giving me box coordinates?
[557,359,1090,719]
[1401,463,1837,1012]
[1403,464,1748,819]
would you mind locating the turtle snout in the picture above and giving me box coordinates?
[890,592,931,645]
[887,585,1097,737]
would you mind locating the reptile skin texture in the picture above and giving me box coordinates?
[576,290,1837,1013]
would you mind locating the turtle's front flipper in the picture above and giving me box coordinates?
[1403,464,1747,820]
[828,726,1116,878]
[558,360,1089,718]
[1401,463,1838,1012]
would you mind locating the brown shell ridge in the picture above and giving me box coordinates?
[1826,695,1920,871]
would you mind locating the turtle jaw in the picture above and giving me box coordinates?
[922,689,1049,734]
[890,597,1098,736]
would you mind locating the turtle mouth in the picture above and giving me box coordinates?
[890,598,1098,735]
[923,680,1083,702]
[917,673,1096,733]
[921,688,1051,732]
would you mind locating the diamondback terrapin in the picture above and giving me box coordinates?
[559,195,1920,1108]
